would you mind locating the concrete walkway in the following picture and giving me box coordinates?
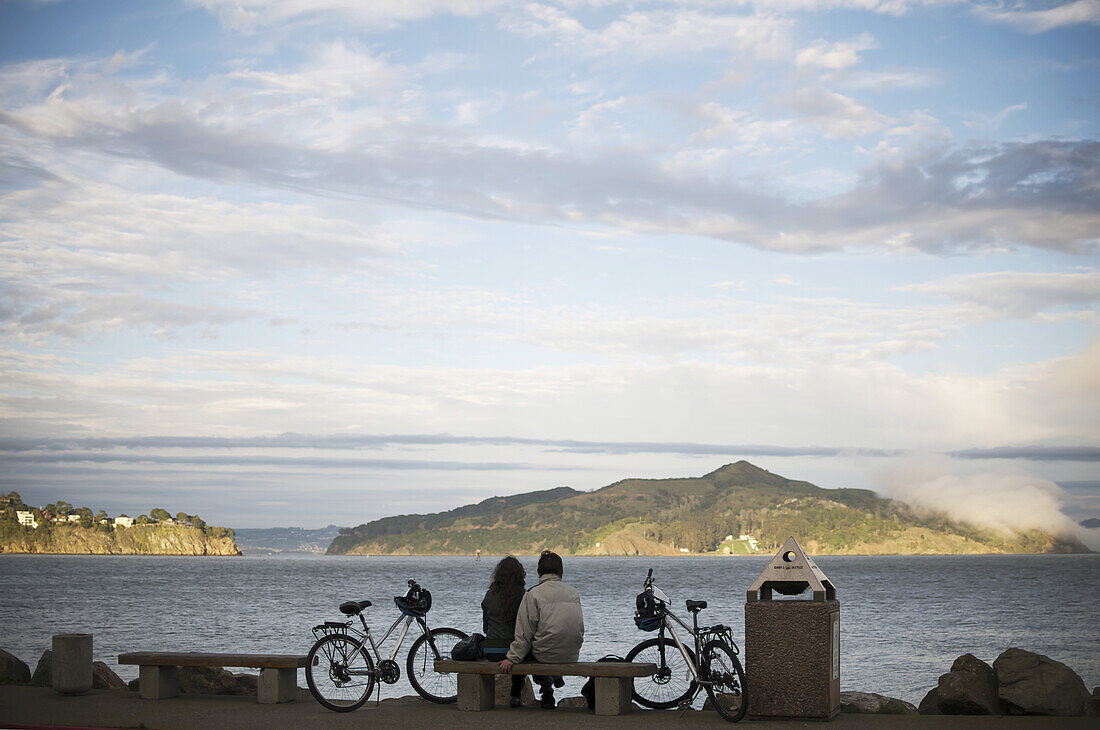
[1,686,1096,730]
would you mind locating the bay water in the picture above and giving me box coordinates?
[1,553,1096,706]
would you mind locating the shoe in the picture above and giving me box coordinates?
[540,692,555,710]
[509,696,523,708]
[552,676,565,688]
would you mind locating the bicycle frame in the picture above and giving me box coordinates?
[656,609,705,684]
[327,612,433,676]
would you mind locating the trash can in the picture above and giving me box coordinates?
[745,536,840,720]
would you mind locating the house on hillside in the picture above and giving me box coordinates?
[114,515,134,528]
[16,510,38,528]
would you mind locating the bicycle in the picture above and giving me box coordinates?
[305,578,467,712]
[626,568,747,722]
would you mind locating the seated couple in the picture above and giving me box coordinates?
[481,551,584,709]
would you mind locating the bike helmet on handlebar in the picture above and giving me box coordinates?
[634,589,663,631]
[394,584,432,616]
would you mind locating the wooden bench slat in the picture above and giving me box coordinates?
[118,652,307,669]
[434,660,655,678]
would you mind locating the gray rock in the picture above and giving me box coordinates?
[92,661,127,690]
[179,665,257,696]
[31,650,51,687]
[918,687,941,715]
[494,673,536,706]
[556,696,588,708]
[0,649,31,685]
[994,647,1089,716]
[839,691,917,714]
[937,653,1001,715]
[127,677,140,692]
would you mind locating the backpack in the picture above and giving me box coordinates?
[580,655,627,709]
[449,633,486,661]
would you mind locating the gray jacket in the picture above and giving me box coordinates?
[506,574,584,663]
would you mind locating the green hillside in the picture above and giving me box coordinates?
[328,462,1090,556]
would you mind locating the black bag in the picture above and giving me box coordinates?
[580,654,627,710]
[450,632,486,661]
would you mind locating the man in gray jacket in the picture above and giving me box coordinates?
[499,550,584,708]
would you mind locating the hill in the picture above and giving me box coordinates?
[328,462,1090,556]
[234,525,345,554]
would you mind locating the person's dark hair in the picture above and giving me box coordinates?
[490,555,526,622]
[537,550,563,577]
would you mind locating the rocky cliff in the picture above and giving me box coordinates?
[0,523,240,555]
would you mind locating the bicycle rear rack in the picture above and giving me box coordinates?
[312,620,351,641]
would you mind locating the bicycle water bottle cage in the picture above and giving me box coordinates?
[686,600,708,613]
[394,588,432,617]
[339,599,372,616]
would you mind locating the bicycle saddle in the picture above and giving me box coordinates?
[339,599,372,615]
[686,600,708,613]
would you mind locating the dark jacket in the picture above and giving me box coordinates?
[482,585,522,651]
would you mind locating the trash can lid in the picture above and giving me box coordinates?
[747,536,836,602]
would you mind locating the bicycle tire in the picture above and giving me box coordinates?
[306,633,376,712]
[702,640,747,722]
[406,626,467,703]
[625,635,697,709]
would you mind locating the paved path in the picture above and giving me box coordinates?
[2,687,1096,730]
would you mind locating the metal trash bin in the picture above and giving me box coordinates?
[745,536,840,720]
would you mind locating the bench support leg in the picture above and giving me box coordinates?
[139,665,180,700]
[457,673,494,711]
[258,667,298,704]
[594,676,633,716]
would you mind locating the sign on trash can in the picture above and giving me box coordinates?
[745,536,840,720]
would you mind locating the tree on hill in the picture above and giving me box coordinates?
[150,508,172,522]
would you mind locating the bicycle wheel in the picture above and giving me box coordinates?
[702,640,746,722]
[406,626,467,703]
[625,636,697,709]
[306,633,376,712]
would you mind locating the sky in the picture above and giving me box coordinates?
[0,0,1097,536]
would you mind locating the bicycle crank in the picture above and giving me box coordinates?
[377,659,401,684]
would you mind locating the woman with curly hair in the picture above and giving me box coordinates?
[482,555,527,706]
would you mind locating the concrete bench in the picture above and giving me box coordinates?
[118,652,307,704]
[434,659,656,716]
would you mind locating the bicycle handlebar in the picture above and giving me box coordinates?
[644,568,653,589]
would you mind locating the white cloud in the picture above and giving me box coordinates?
[902,270,1100,319]
[795,33,878,71]
[502,5,792,61]
[785,86,894,138]
[875,454,1086,538]
[191,0,511,30]
[975,0,1100,33]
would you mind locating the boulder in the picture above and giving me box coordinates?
[556,696,588,708]
[128,677,140,692]
[493,673,537,706]
[839,691,917,714]
[92,661,127,690]
[179,665,257,696]
[0,649,31,685]
[918,687,941,715]
[936,653,1001,715]
[31,650,51,687]
[1084,687,1100,717]
[994,648,1089,716]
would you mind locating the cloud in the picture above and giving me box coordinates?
[501,6,792,61]
[796,33,878,71]
[901,270,1100,319]
[784,86,894,138]
[875,454,1086,539]
[3,49,1097,256]
[975,0,1100,33]
[191,0,510,30]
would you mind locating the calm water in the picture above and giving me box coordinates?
[1,554,1097,705]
